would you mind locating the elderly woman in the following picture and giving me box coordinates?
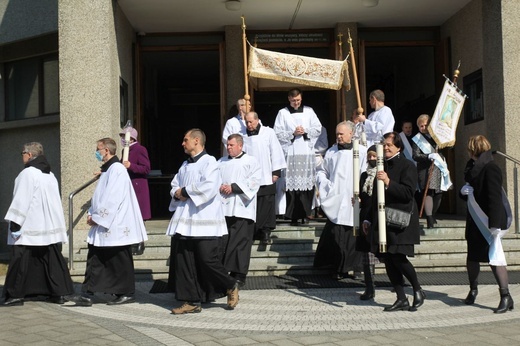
[460,135,513,313]
[412,114,450,229]
[364,132,424,312]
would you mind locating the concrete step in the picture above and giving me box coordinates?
[65,216,520,280]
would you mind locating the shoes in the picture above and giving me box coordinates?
[107,295,135,305]
[236,279,246,288]
[333,273,346,280]
[2,298,24,306]
[290,219,300,226]
[464,288,478,305]
[426,216,434,229]
[75,295,93,307]
[383,298,410,312]
[410,289,426,310]
[495,288,514,313]
[226,282,239,310]
[359,288,375,301]
[48,296,67,304]
[260,236,272,245]
[171,302,202,314]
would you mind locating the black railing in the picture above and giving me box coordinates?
[68,176,99,270]
[494,150,519,234]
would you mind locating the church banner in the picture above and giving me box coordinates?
[428,79,467,149]
[248,45,350,91]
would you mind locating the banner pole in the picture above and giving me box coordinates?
[241,16,250,103]
[348,29,363,116]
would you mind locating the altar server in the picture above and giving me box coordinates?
[3,142,74,306]
[313,121,367,279]
[78,138,148,306]
[218,134,261,286]
[167,129,239,314]
[243,112,287,245]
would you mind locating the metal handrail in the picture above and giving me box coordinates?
[493,150,519,234]
[68,176,99,270]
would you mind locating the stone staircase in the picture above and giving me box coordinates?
[67,217,520,281]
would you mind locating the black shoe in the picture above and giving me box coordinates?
[464,289,478,305]
[2,298,24,306]
[411,289,426,310]
[426,216,434,229]
[48,296,67,304]
[107,295,135,305]
[359,288,375,301]
[260,236,272,245]
[383,298,410,312]
[74,295,93,307]
[495,288,514,313]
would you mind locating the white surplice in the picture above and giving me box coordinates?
[218,153,261,221]
[5,167,68,246]
[316,144,368,226]
[167,154,228,237]
[274,106,322,191]
[243,126,287,186]
[364,105,395,147]
[88,162,148,247]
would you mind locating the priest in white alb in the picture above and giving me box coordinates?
[314,121,367,279]
[77,138,148,307]
[243,112,287,245]
[167,129,240,314]
[274,88,322,225]
[218,134,261,287]
[3,142,74,306]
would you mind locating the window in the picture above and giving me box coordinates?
[4,54,59,121]
[463,69,483,125]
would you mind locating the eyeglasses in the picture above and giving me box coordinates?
[21,151,28,156]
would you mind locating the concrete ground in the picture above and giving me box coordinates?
[1,277,519,345]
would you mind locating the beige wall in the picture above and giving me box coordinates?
[58,0,135,240]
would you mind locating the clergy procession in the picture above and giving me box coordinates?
[1,84,514,315]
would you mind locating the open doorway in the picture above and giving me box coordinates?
[140,49,221,218]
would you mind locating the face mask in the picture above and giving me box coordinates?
[368,159,377,168]
[95,151,104,162]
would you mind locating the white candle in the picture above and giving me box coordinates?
[122,131,131,162]
[352,139,360,236]
[376,143,387,253]
[361,131,367,147]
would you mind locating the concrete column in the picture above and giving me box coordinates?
[58,0,121,236]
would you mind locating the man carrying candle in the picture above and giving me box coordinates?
[313,121,367,280]
[356,89,395,148]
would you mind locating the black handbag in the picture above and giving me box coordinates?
[385,202,412,229]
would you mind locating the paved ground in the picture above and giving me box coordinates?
[1,276,520,345]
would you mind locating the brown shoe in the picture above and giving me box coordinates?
[171,302,202,314]
[226,282,239,310]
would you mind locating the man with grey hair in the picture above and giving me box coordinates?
[314,121,367,280]
[357,89,395,147]
[3,142,74,306]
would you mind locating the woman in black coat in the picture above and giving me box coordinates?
[460,135,513,313]
[364,132,424,312]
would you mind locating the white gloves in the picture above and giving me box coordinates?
[490,227,502,236]
[460,184,474,196]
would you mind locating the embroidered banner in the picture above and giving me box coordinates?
[428,79,467,149]
[248,45,350,91]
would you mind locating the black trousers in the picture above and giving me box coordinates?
[169,235,236,303]
[223,217,255,278]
